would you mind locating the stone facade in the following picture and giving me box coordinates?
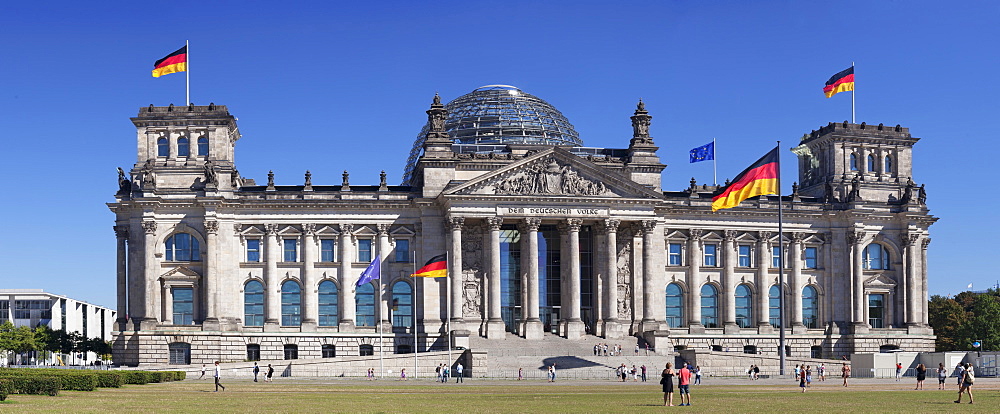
[109,98,936,367]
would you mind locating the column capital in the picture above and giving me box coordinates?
[141,221,157,235]
[791,232,805,243]
[921,238,931,250]
[114,225,129,239]
[640,220,657,234]
[689,228,704,239]
[519,217,541,232]
[756,230,771,240]
[233,223,244,233]
[376,223,390,235]
[847,230,866,245]
[446,216,465,231]
[204,220,219,235]
[338,223,354,234]
[723,229,738,242]
[302,223,317,236]
[265,223,279,235]
[566,218,583,232]
[900,232,920,247]
[487,216,503,230]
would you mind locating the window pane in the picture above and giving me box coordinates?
[668,243,682,266]
[394,239,410,262]
[772,246,782,268]
[665,283,684,328]
[735,285,752,328]
[172,287,193,325]
[283,239,297,262]
[700,285,718,328]
[769,285,781,328]
[320,239,336,262]
[318,281,339,327]
[358,239,372,262]
[197,137,209,156]
[244,281,264,326]
[868,293,885,328]
[177,137,189,157]
[157,138,169,157]
[738,245,751,267]
[802,286,819,328]
[391,281,413,328]
[704,244,717,267]
[356,283,375,326]
[281,281,301,326]
[247,239,260,262]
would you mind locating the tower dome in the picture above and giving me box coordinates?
[402,85,581,184]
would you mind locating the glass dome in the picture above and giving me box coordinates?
[402,85,582,184]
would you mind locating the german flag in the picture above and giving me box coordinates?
[711,148,779,211]
[152,46,187,78]
[411,254,447,278]
[823,66,854,98]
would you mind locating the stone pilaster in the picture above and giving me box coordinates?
[902,232,920,328]
[447,216,465,325]
[790,232,806,333]
[301,224,318,330]
[564,218,585,339]
[600,219,623,338]
[687,229,704,332]
[339,224,356,330]
[377,224,392,331]
[263,224,281,331]
[848,230,869,333]
[722,230,739,334]
[486,217,505,339]
[640,220,661,333]
[756,231,771,333]
[521,218,543,339]
[139,220,158,330]
[202,220,221,330]
[114,225,129,330]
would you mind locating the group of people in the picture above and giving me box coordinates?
[793,364,814,392]
[594,343,628,356]
[615,364,648,382]
[659,363,694,406]
[745,365,761,380]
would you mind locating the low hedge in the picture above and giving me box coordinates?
[146,371,164,383]
[1,376,60,396]
[0,378,11,401]
[121,371,149,385]
[91,371,124,388]
[56,372,97,391]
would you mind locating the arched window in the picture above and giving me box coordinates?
[244,280,264,326]
[735,284,753,328]
[168,342,190,365]
[802,286,819,328]
[197,136,209,156]
[157,138,169,157]
[165,233,200,261]
[177,137,190,157]
[768,285,781,328]
[318,280,338,327]
[391,281,413,329]
[863,243,890,270]
[883,155,893,174]
[867,154,876,172]
[356,283,376,327]
[665,283,684,328]
[700,284,719,328]
[281,281,301,326]
[849,153,858,171]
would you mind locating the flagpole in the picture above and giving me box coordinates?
[413,250,418,379]
[446,251,452,380]
[185,40,190,106]
[713,137,718,186]
[776,141,786,376]
[378,254,384,379]
[851,62,855,124]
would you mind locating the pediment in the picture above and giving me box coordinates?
[353,225,377,236]
[390,226,415,236]
[865,274,897,288]
[160,265,201,279]
[315,225,340,236]
[240,225,264,236]
[665,229,688,240]
[443,148,662,199]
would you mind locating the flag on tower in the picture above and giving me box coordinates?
[711,147,779,211]
[823,66,854,98]
[152,46,188,78]
[356,255,380,286]
[690,142,715,163]
[411,254,447,278]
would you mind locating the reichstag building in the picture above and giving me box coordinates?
[110,85,935,366]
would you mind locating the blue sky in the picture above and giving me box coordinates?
[1,1,997,308]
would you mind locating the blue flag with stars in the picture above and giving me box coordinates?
[356,254,381,286]
[690,142,715,163]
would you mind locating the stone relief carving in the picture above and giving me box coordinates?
[616,226,634,320]
[461,225,483,319]
[490,158,611,196]
[463,271,482,319]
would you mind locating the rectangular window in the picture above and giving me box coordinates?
[737,245,752,267]
[668,243,682,266]
[172,287,193,325]
[804,247,818,269]
[320,239,336,262]
[357,239,372,262]
[246,239,261,262]
[283,238,298,262]
[703,244,718,267]
[772,246,783,268]
[869,294,885,328]
[394,239,410,262]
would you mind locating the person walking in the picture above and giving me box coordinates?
[645,343,650,355]
[955,363,974,404]
[641,364,647,382]
[265,363,274,383]
[547,365,555,382]
[199,364,206,380]
[818,363,826,381]
[253,362,259,382]
[661,363,676,407]
[694,365,702,385]
[455,363,464,383]
[635,344,639,355]
[914,363,926,390]
[842,363,851,387]
[954,363,965,389]
[937,363,948,390]
[747,365,755,380]
[518,367,523,381]
[753,365,759,380]
[400,368,407,380]
[806,365,813,387]
[213,361,225,392]
[799,365,808,393]
[677,364,692,406]
[895,362,903,381]
[436,364,442,382]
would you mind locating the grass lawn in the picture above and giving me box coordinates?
[1,378,996,413]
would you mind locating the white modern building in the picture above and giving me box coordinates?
[0,289,116,364]
[109,86,936,366]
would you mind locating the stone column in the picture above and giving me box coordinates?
[600,219,622,338]
[687,229,703,332]
[755,231,771,332]
[640,220,659,333]
[447,216,465,325]
[140,220,158,329]
[486,217,505,339]
[790,232,806,333]
[202,220,220,329]
[563,218,584,339]
[920,238,931,326]
[301,224,318,330]
[722,230,738,334]
[521,218,543,339]
[339,224,356,329]
[848,230,868,332]
[264,224,281,330]
[162,284,173,324]
[902,232,920,327]
[114,225,129,330]
[377,224,392,330]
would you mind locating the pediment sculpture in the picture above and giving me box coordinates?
[493,159,611,196]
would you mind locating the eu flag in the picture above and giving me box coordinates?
[690,142,715,163]
[356,254,381,286]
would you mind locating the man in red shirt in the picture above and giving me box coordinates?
[678,364,693,406]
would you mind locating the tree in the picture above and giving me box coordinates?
[928,295,969,351]
[963,294,1000,351]
[0,321,15,363]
